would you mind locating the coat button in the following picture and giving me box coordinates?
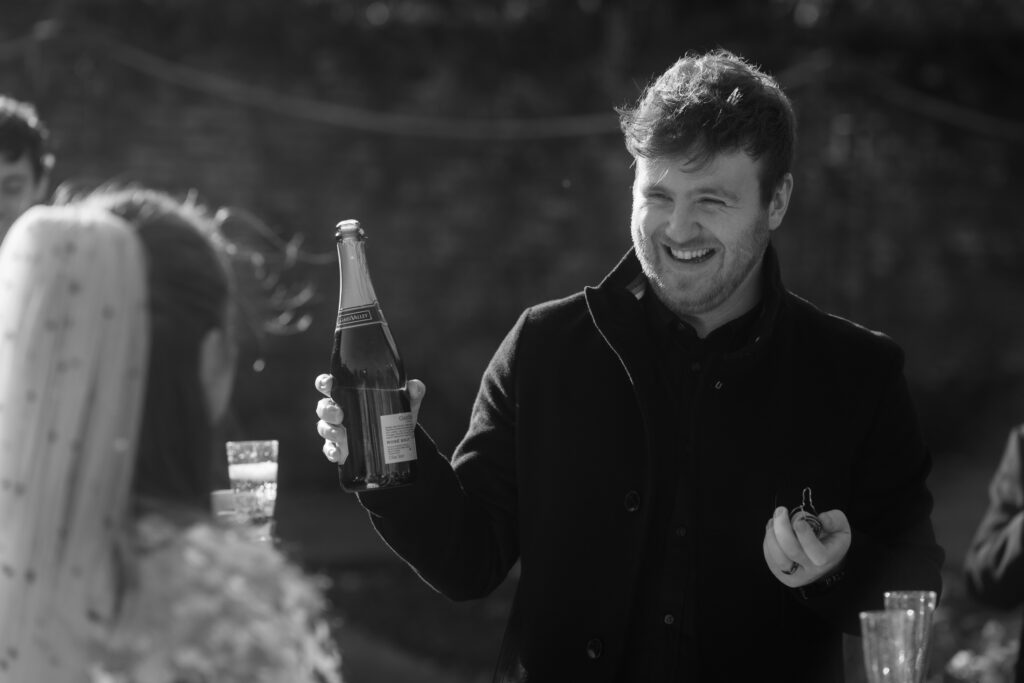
[586,638,604,659]
[675,525,687,538]
[623,490,641,512]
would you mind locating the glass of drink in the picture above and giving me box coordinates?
[225,440,278,540]
[884,590,937,683]
[860,609,917,683]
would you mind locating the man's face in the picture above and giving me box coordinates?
[0,154,47,241]
[630,150,792,330]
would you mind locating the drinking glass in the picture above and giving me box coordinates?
[884,590,937,683]
[860,609,917,683]
[225,440,278,540]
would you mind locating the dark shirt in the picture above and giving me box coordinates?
[619,289,763,682]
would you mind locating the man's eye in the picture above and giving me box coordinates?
[646,192,670,202]
[700,197,726,206]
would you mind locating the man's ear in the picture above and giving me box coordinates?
[199,327,237,423]
[768,173,793,232]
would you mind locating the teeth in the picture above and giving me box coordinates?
[670,247,712,261]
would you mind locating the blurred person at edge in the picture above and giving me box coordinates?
[0,188,341,683]
[964,426,1024,682]
[0,94,52,241]
[315,49,944,683]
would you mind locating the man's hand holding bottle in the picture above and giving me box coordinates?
[315,374,427,466]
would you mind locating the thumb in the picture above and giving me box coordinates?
[817,509,851,535]
[407,379,426,423]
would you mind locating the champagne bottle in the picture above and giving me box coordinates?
[330,219,417,491]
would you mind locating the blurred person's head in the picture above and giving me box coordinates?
[0,185,239,533]
[617,49,795,335]
[0,95,53,240]
[0,187,239,679]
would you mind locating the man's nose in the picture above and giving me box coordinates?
[664,205,700,242]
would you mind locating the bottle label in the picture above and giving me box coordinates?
[336,304,382,331]
[380,412,417,464]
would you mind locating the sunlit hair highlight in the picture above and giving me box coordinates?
[617,49,796,204]
[0,95,53,180]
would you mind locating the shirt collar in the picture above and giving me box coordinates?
[643,285,764,356]
[588,241,786,373]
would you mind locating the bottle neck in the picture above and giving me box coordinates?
[336,236,378,309]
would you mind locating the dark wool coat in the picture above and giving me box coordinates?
[965,425,1024,682]
[358,245,945,683]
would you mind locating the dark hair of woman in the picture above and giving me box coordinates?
[76,187,233,511]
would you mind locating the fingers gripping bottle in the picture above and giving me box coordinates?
[330,219,417,491]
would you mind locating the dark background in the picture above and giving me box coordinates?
[2,0,1022,679]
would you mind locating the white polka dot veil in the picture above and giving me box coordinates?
[0,205,149,682]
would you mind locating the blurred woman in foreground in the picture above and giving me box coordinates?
[0,188,341,683]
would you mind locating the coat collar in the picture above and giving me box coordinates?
[585,242,788,375]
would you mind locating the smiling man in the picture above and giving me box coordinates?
[630,150,791,337]
[0,95,52,243]
[315,49,944,682]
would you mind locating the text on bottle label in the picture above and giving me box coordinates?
[336,304,383,331]
[380,411,417,464]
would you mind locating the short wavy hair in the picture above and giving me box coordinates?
[617,49,796,204]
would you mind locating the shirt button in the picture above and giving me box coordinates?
[675,525,687,538]
[690,361,701,372]
[586,638,604,659]
[663,614,675,625]
[623,490,641,513]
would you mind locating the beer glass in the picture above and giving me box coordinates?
[860,609,917,683]
[225,439,278,540]
[884,590,937,683]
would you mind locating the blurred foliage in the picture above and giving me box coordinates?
[1,0,1022,483]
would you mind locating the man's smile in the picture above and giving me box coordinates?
[666,246,716,264]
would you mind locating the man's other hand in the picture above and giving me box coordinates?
[763,506,851,588]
